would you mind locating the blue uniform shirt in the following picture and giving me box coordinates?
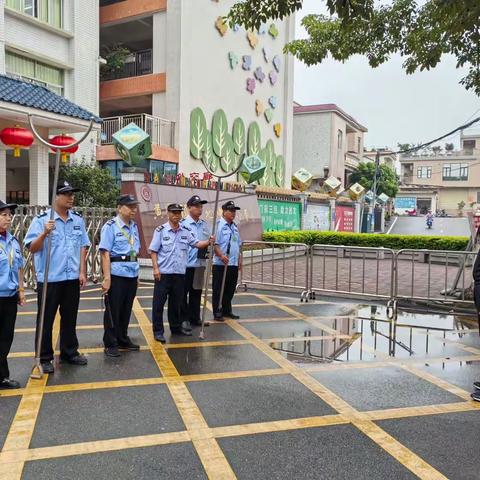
[213,218,242,267]
[99,216,141,278]
[24,209,90,283]
[148,222,199,274]
[181,215,211,268]
[0,232,24,297]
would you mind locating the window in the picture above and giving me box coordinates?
[477,192,480,204]
[150,160,177,177]
[6,51,64,95]
[442,163,469,181]
[357,137,361,153]
[6,0,62,28]
[101,160,124,185]
[417,166,431,179]
[337,130,343,149]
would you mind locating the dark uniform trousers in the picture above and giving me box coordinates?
[212,265,238,316]
[104,275,138,348]
[0,295,17,380]
[35,280,80,363]
[152,274,185,334]
[473,253,480,318]
[183,267,203,325]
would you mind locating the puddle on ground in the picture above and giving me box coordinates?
[267,304,479,365]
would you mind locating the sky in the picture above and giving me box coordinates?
[293,0,480,150]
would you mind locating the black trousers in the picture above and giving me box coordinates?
[103,275,138,348]
[183,267,203,325]
[35,280,80,363]
[0,295,17,380]
[212,265,238,316]
[152,274,185,334]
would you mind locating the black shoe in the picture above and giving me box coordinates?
[118,341,140,352]
[181,321,193,333]
[180,327,193,336]
[224,312,240,319]
[213,315,224,321]
[104,347,121,357]
[41,362,54,374]
[471,390,480,402]
[154,333,166,343]
[0,378,21,389]
[473,381,480,390]
[61,354,88,366]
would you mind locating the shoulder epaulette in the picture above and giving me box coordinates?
[106,219,115,226]
[72,211,82,217]
[155,225,164,232]
[37,212,47,218]
[183,225,191,231]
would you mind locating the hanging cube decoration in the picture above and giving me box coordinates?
[378,193,389,204]
[348,182,365,201]
[323,176,342,196]
[292,168,313,191]
[364,190,374,204]
[112,123,152,166]
[239,155,266,184]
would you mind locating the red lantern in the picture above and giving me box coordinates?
[0,126,34,157]
[49,135,78,163]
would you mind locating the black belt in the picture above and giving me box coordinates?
[110,255,137,263]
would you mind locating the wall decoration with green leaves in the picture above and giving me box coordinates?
[189,107,285,187]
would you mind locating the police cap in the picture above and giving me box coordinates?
[167,203,184,212]
[187,195,208,207]
[117,194,140,206]
[222,200,240,211]
[0,199,17,212]
[56,180,80,194]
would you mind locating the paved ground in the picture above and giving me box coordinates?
[1,284,480,479]
[389,216,471,237]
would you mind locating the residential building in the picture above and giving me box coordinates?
[0,0,100,204]
[292,103,367,189]
[397,132,480,215]
[363,149,397,171]
[97,0,294,186]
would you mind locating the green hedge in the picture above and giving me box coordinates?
[262,231,470,251]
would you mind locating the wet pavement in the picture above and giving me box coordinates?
[1,284,480,479]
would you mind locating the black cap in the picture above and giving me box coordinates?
[167,203,184,212]
[187,195,208,207]
[0,200,17,212]
[117,194,140,206]
[222,200,241,211]
[56,180,80,194]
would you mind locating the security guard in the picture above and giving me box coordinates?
[212,201,243,320]
[149,203,212,342]
[99,194,141,357]
[0,200,25,389]
[181,195,211,327]
[24,180,90,373]
[471,251,480,401]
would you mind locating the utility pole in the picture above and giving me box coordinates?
[371,150,381,232]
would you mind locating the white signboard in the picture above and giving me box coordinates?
[304,204,330,231]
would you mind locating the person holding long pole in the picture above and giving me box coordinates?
[0,200,25,389]
[212,201,242,321]
[24,180,90,373]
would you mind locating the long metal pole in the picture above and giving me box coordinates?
[371,150,380,232]
[199,178,221,339]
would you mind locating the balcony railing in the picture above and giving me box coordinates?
[101,49,153,81]
[100,114,176,149]
[400,148,480,160]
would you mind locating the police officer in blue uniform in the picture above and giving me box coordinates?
[212,201,243,320]
[0,200,25,389]
[24,180,90,373]
[99,194,141,357]
[181,195,211,328]
[149,203,212,342]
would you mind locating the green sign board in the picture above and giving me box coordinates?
[258,199,301,231]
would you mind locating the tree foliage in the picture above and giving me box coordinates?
[228,0,480,95]
[59,163,120,208]
[348,161,399,198]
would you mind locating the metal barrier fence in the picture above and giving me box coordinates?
[237,241,310,300]
[309,244,396,301]
[238,242,477,313]
[12,205,116,288]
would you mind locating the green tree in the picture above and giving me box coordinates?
[348,162,399,198]
[228,1,480,95]
[59,163,120,207]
